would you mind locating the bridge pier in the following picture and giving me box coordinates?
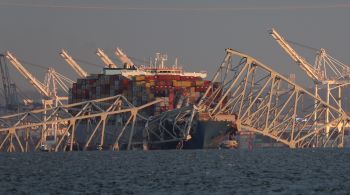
[289,141,296,149]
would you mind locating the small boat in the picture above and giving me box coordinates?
[39,144,50,152]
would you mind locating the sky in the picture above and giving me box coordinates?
[0,0,349,98]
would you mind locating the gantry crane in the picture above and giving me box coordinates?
[114,47,135,69]
[0,55,33,110]
[6,51,51,98]
[0,54,19,110]
[270,28,350,136]
[59,49,88,78]
[5,51,72,107]
[5,51,74,145]
[96,48,117,68]
[269,28,323,82]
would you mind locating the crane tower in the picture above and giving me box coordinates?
[269,28,350,136]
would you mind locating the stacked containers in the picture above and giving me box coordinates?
[69,73,211,116]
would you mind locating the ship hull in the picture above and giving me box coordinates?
[73,119,236,150]
[184,120,235,149]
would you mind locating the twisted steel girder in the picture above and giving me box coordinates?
[198,48,350,148]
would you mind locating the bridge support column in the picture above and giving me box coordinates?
[289,141,296,148]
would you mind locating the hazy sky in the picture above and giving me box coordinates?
[0,0,349,98]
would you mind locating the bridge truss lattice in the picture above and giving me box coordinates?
[197,48,350,148]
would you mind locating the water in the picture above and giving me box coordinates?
[0,148,349,194]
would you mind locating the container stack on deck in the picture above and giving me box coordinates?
[69,73,210,115]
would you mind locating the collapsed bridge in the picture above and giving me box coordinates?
[0,49,349,152]
[196,48,350,148]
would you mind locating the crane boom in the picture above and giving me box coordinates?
[96,48,117,68]
[114,47,135,69]
[5,51,50,98]
[269,28,321,82]
[59,49,88,78]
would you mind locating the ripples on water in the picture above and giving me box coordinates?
[0,148,349,194]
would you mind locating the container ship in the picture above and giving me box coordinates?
[69,53,209,114]
[68,52,240,150]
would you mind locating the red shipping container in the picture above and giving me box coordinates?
[169,103,174,110]
[173,75,180,80]
[122,79,129,87]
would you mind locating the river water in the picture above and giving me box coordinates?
[0,148,349,194]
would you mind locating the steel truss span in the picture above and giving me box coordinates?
[198,48,350,148]
[1,48,349,152]
[143,106,196,148]
[0,95,161,152]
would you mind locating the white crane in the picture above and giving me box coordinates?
[59,49,88,78]
[5,51,51,98]
[5,51,73,107]
[270,28,350,85]
[114,47,135,69]
[5,51,74,145]
[96,48,117,68]
[269,28,322,82]
[270,28,350,136]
